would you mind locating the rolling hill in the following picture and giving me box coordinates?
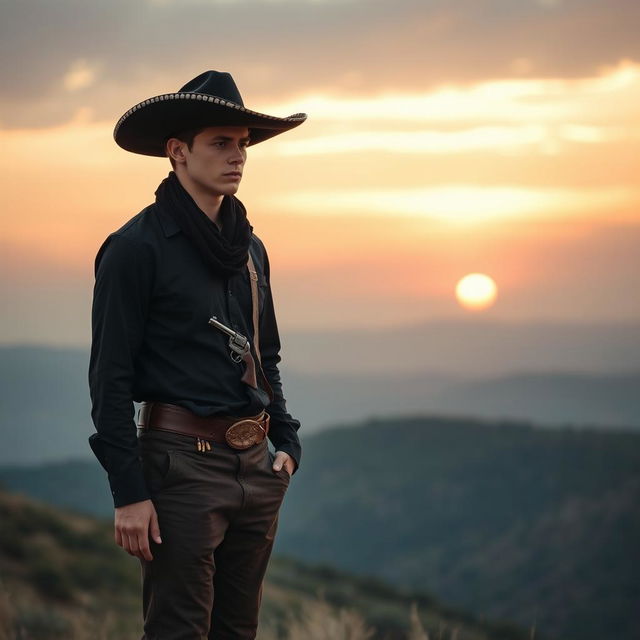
[276,416,640,640]
[0,490,526,640]
[2,415,638,640]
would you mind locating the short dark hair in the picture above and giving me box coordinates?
[166,126,206,168]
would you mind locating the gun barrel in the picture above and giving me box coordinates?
[209,316,253,370]
[209,316,250,353]
[208,316,236,337]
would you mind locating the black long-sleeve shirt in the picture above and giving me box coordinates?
[88,201,301,507]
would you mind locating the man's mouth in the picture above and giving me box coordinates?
[223,171,242,178]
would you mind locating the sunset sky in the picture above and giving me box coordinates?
[1,0,639,345]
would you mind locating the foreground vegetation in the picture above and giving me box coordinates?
[4,415,639,639]
[0,490,528,640]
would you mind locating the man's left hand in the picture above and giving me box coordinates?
[272,451,295,477]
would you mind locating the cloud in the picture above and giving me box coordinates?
[269,185,639,225]
[257,61,640,160]
[273,124,632,156]
[63,59,99,91]
[275,126,551,155]
[265,61,640,125]
[0,0,639,129]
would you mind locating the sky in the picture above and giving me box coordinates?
[1,0,639,345]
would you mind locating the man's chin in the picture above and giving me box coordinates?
[214,183,241,197]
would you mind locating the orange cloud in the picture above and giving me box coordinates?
[268,185,639,225]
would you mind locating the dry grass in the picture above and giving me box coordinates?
[0,588,12,640]
[0,592,371,640]
[0,584,139,640]
[282,597,375,640]
[408,602,430,640]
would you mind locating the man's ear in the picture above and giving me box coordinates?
[166,138,187,165]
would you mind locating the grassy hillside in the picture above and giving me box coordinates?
[0,490,528,640]
[3,415,639,639]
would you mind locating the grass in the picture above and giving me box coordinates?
[0,489,530,640]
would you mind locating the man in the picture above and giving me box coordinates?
[88,70,306,639]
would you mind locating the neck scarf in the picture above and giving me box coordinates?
[155,171,252,277]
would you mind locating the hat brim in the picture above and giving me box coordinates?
[114,92,307,157]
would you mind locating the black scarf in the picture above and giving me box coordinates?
[155,171,252,277]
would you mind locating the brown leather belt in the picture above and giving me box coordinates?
[137,402,270,450]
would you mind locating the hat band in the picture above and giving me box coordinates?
[114,91,306,137]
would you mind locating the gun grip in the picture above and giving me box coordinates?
[240,352,258,389]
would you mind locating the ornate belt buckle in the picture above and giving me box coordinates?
[225,417,266,449]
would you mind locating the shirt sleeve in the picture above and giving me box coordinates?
[257,243,302,473]
[88,233,155,507]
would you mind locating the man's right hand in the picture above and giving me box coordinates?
[114,499,162,561]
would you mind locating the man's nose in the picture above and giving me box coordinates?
[229,145,245,164]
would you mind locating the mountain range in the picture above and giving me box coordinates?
[0,341,638,466]
[282,319,640,376]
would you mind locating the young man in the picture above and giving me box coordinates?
[88,70,306,639]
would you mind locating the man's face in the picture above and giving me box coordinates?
[176,125,250,197]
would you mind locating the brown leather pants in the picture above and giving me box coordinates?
[138,428,290,640]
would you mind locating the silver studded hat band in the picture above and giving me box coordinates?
[113,70,307,157]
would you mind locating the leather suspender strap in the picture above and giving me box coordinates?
[247,251,274,402]
[247,252,261,364]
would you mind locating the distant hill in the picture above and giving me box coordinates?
[428,370,640,430]
[0,459,112,516]
[0,345,639,467]
[0,490,526,640]
[2,415,639,640]
[283,319,640,376]
[0,346,93,464]
[277,417,640,640]
[286,369,640,433]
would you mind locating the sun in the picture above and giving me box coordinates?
[455,273,498,311]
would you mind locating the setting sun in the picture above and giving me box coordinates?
[455,273,498,311]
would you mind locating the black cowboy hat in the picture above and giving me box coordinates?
[114,70,307,156]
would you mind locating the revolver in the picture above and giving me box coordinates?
[208,316,250,362]
[208,316,257,388]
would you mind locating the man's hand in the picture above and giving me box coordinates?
[114,499,162,561]
[272,451,295,477]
